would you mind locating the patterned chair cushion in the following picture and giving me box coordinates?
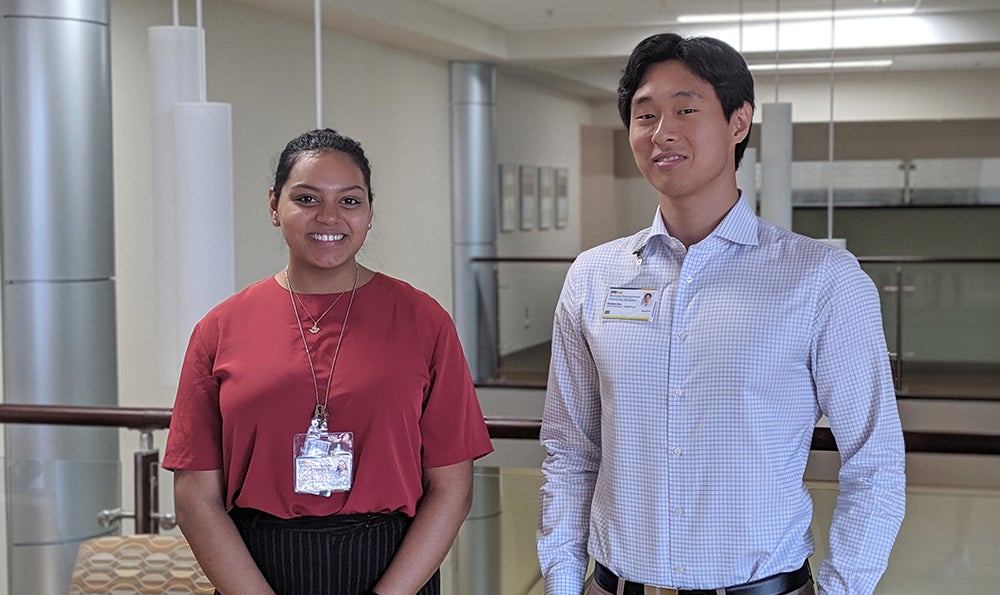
[69,534,214,594]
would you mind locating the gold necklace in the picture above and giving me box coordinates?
[286,264,357,333]
[285,262,360,425]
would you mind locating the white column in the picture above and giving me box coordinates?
[760,103,793,230]
[736,147,758,215]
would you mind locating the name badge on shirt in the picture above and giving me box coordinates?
[602,287,658,321]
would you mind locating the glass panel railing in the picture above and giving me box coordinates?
[0,407,997,594]
[811,481,1000,593]
[776,157,1000,207]
[0,455,127,594]
[480,259,571,386]
[450,467,1000,594]
[861,259,1000,398]
[909,158,1000,206]
[790,159,905,206]
[480,257,1000,399]
[446,466,544,595]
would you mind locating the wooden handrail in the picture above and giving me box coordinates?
[0,403,171,430]
[0,404,996,456]
[470,256,1000,265]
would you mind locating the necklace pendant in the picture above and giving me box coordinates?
[309,325,320,334]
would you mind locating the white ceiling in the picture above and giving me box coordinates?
[225,0,1000,100]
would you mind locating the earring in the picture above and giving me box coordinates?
[367,222,372,229]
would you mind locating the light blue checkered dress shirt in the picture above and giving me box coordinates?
[538,198,906,595]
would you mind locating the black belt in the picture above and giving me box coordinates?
[594,560,812,595]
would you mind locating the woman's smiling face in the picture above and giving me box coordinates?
[270,150,373,286]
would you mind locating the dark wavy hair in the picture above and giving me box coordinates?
[617,33,755,169]
[272,128,374,202]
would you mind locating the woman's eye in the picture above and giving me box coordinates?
[294,194,318,204]
[679,108,697,115]
[342,196,362,205]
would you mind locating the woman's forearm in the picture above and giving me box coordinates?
[174,470,275,595]
[371,460,474,595]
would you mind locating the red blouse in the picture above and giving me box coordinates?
[163,273,493,518]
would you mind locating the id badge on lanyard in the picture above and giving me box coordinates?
[293,407,354,496]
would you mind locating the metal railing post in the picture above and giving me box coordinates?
[134,431,160,534]
[894,263,905,390]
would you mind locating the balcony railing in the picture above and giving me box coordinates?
[473,256,1000,400]
[0,403,996,532]
[0,404,998,595]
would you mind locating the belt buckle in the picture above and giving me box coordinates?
[643,586,679,595]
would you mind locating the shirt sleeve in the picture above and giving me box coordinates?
[811,251,907,595]
[419,312,494,468]
[538,266,602,595]
[162,318,225,471]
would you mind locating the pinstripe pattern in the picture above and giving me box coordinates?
[226,507,439,595]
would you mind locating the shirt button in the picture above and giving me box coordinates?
[685,276,693,284]
[674,508,684,515]
[673,447,683,456]
[677,331,687,339]
[675,566,685,574]
[673,388,683,397]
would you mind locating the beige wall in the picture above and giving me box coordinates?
[579,126,616,251]
[493,76,592,354]
[496,76,588,258]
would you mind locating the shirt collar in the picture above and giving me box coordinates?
[712,196,759,247]
[633,195,759,256]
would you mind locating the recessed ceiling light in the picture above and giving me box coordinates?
[748,59,894,71]
[677,8,915,24]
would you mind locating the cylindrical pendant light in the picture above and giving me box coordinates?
[173,102,235,338]
[149,7,234,385]
[148,25,204,384]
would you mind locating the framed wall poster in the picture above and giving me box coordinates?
[538,166,554,230]
[499,164,518,232]
[555,167,569,228]
[519,165,537,231]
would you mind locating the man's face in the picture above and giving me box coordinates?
[627,60,750,203]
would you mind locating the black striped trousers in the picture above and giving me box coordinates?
[222,506,440,595]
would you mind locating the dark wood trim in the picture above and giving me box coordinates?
[0,405,995,456]
[0,404,171,430]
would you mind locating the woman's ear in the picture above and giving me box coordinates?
[268,188,280,227]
